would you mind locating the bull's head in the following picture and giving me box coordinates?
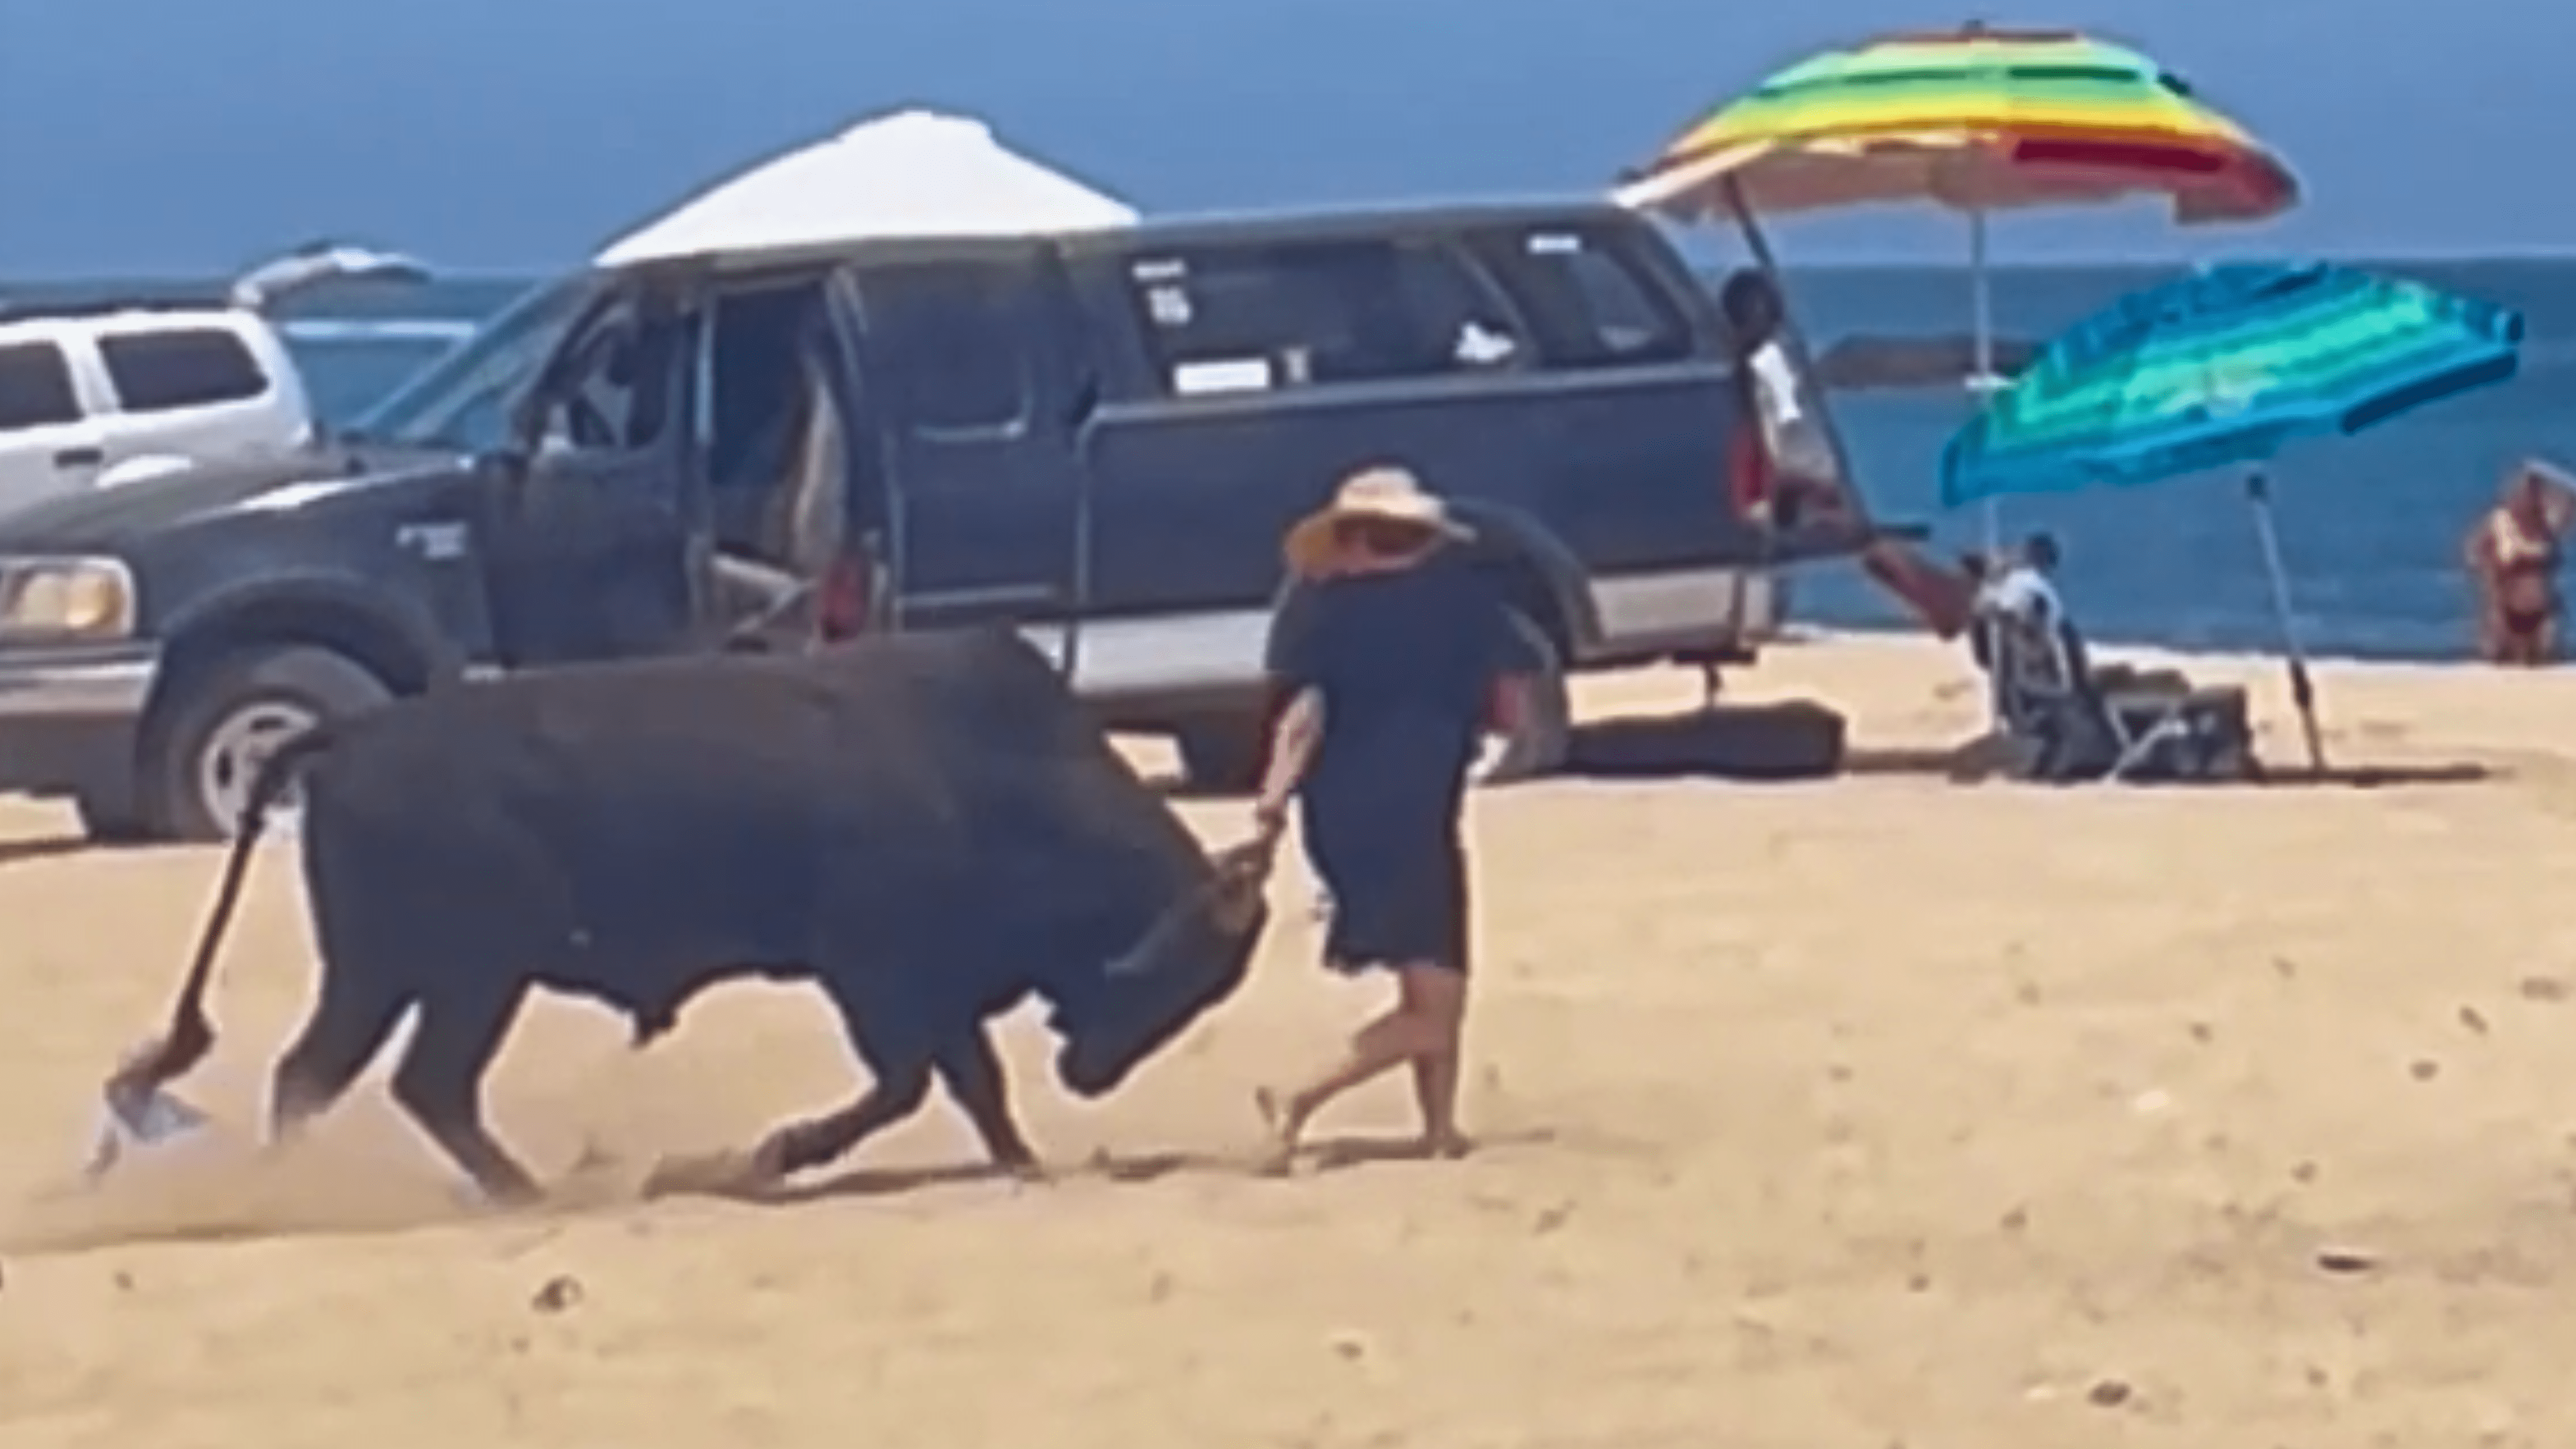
[1052,835,1276,1097]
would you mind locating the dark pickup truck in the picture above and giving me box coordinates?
[0,199,1891,842]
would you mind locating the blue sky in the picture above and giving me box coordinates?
[0,0,2563,276]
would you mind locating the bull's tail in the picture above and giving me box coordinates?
[131,724,341,1092]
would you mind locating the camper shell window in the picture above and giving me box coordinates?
[1122,237,1523,397]
[1466,225,1692,369]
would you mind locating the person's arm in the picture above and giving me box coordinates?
[1252,588,1329,838]
[1253,688,1324,839]
[1482,589,1546,741]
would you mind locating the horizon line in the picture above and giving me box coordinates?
[8,245,2576,288]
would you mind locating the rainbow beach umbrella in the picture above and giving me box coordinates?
[1619,26,2297,225]
[1616,26,2300,539]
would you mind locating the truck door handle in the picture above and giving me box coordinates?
[52,446,104,469]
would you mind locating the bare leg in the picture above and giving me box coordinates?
[1256,963,1466,1174]
[931,1027,1041,1176]
[1399,966,1470,1157]
[388,983,536,1207]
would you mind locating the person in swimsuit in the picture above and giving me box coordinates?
[1249,466,1539,1173]
[2465,462,2574,666]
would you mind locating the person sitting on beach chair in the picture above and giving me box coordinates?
[1972,534,2117,779]
[1971,533,2257,784]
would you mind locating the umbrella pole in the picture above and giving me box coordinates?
[2244,469,2328,775]
[1968,207,2002,553]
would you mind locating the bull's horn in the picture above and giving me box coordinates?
[1104,835,1276,976]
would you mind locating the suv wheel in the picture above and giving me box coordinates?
[137,645,393,843]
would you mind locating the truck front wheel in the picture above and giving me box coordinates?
[135,645,393,843]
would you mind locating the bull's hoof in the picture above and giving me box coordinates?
[642,1148,777,1200]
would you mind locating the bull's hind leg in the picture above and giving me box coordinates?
[388,980,540,1207]
[270,973,413,1144]
[932,1025,1039,1175]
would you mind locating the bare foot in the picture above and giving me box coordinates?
[1253,1087,1301,1177]
[1423,1132,1473,1161]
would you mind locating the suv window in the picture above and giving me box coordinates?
[1471,226,1692,369]
[1124,238,1524,397]
[858,261,1031,435]
[0,341,82,430]
[99,328,270,412]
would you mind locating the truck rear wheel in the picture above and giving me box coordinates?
[136,645,393,843]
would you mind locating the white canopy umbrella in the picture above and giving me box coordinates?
[596,108,1139,270]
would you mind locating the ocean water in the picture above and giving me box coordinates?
[12,260,2571,661]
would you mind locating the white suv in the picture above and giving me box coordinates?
[0,245,431,518]
[0,305,314,513]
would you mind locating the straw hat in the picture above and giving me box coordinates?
[1282,466,1473,578]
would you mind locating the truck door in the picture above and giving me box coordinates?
[478,278,709,668]
[841,251,1092,670]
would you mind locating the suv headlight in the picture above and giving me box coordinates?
[0,557,137,641]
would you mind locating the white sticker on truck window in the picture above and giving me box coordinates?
[1144,284,1193,327]
[1171,358,1273,395]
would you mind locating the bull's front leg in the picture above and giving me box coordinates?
[932,1024,1041,1177]
[646,984,938,1198]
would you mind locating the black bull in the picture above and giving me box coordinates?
[138,629,1275,1204]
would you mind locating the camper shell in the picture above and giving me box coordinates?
[0,124,1895,844]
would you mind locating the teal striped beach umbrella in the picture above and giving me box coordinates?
[1940,261,2525,773]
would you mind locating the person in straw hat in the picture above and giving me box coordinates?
[1247,464,1541,1172]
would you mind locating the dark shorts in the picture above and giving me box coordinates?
[1309,828,1470,974]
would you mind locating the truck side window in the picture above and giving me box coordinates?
[99,328,271,412]
[1125,238,1522,397]
[1473,228,1692,370]
[860,262,1030,436]
[536,302,687,453]
[0,342,82,430]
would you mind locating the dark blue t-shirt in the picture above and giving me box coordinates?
[1264,556,1535,858]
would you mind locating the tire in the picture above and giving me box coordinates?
[1475,610,1571,786]
[71,783,155,845]
[137,645,394,843]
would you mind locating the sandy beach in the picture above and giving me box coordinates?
[6,632,2576,1446]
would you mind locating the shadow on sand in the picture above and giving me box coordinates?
[0,832,99,871]
[726,1126,1567,1208]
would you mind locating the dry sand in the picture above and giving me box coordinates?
[6,632,2576,1446]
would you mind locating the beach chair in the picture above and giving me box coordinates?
[1975,583,2256,784]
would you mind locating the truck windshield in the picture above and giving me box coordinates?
[352,274,598,450]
